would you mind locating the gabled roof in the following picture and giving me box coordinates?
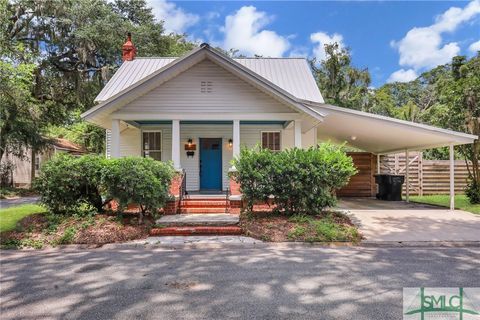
[50,138,86,154]
[95,57,323,103]
[82,44,325,124]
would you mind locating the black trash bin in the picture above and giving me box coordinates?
[374,174,405,201]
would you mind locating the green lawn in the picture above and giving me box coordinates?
[0,204,47,233]
[410,195,480,214]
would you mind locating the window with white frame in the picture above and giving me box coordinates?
[142,131,162,161]
[261,131,281,151]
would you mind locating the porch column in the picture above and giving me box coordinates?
[405,149,409,202]
[294,119,302,148]
[172,120,181,170]
[111,119,121,158]
[449,144,455,211]
[233,120,240,158]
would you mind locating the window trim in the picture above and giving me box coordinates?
[141,130,163,161]
[260,130,281,151]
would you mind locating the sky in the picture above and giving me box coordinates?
[145,0,480,87]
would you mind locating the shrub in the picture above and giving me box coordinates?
[231,143,357,215]
[102,157,175,223]
[465,179,480,204]
[34,154,106,215]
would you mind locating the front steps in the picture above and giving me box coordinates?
[151,213,241,236]
[179,197,229,214]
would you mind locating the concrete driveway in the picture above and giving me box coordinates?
[337,198,480,243]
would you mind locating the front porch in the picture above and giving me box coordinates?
[109,118,317,193]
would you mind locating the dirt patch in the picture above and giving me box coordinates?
[0,212,152,249]
[241,211,362,243]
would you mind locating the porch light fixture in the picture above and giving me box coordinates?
[187,138,193,147]
[351,136,357,141]
[228,139,233,147]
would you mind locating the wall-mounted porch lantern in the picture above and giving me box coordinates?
[228,139,233,148]
[185,138,196,157]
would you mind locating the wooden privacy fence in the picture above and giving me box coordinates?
[380,152,471,196]
[338,152,473,197]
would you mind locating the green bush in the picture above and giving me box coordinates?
[102,157,175,222]
[231,143,357,215]
[34,154,106,215]
[465,179,480,204]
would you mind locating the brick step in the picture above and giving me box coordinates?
[180,207,228,214]
[150,226,243,236]
[181,200,228,207]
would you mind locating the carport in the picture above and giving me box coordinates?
[306,102,478,210]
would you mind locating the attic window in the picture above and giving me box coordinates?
[201,81,212,93]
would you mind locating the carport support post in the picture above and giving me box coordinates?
[377,154,380,174]
[450,144,455,211]
[405,149,409,202]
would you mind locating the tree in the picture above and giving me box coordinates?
[311,43,371,110]
[434,55,480,203]
[4,0,194,154]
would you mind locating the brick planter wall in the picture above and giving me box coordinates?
[164,171,183,215]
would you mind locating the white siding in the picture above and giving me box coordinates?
[111,123,285,191]
[119,127,141,157]
[120,60,296,114]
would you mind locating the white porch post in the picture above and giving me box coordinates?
[172,120,181,170]
[405,149,410,202]
[377,154,381,174]
[111,119,121,158]
[450,143,455,211]
[233,120,240,158]
[294,119,302,148]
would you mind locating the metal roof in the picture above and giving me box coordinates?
[95,57,324,103]
[306,103,477,154]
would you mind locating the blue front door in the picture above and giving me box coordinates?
[200,138,222,190]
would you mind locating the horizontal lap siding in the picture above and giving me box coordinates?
[117,123,284,191]
[121,60,297,114]
[337,152,376,197]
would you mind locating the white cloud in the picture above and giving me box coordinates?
[147,0,199,34]
[391,0,480,70]
[310,32,344,61]
[387,69,418,83]
[222,6,290,57]
[469,40,480,52]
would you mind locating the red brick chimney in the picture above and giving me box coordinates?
[122,32,136,61]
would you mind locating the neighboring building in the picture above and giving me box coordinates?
[81,36,476,209]
[1,138,85,188]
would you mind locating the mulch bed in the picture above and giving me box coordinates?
[0,212,152,248]
[241,211,360,242]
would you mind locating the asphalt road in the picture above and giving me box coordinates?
[1,245,479,320]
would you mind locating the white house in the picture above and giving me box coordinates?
[81,37,476,210]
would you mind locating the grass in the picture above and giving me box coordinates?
[410,195,480,214]
[288,213,360,242]
[0,204,47,233]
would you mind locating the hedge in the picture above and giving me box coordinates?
[35,155,175,219]
[231,143,357,214]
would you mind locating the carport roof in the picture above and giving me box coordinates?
[305,102,477,154]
